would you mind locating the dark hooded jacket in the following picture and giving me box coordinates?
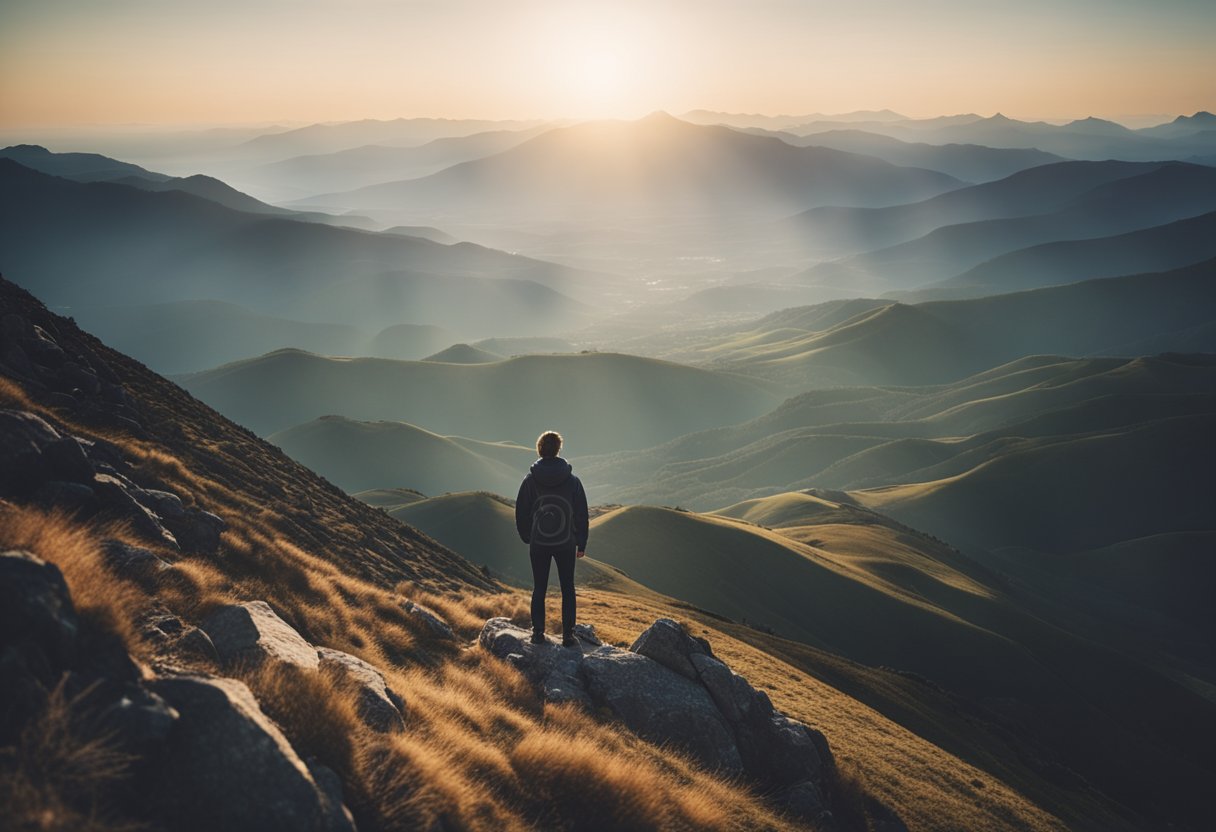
[515,456,589,552]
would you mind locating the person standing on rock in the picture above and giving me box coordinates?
[515,430,589,647]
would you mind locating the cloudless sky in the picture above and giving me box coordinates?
[1,0,1212,126]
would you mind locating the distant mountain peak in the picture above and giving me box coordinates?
[2,144,50,154]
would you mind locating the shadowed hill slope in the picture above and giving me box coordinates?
[68,302,460,375]
[708,260,1216,390]
[581,354,1216,511]
[270,416,534,496]
[782,160,1164,257]
[796,164,1216,292]
[925,209,1216,298]
[181,349,784,449]
[0,160,602,337]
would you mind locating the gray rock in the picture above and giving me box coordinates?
[100,686,179,752]
[571,622,602,646]
[403,600,455,641]
[317,647,404,733]
[0,409,60,495]
[176,627,221,664]
[306,759,358,832]
[165,507,227,554]
[202,601,319,671]
[778,780,830,825]
[0,550,78,684]
[59,361,101,395]
[42,436,94,483]
[31,480,96,514]
[581,647,743,774]
[92,473,179,550]
[690,652,748,723]
[102,539,173,586]
[148,674,336,832]
[628,617,709,681]
[138,489,185,520]
[478,615,835,808]
[481,618,587,703]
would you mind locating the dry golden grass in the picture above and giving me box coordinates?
[0,504,145,661]
[0,679,142,832]
[1,451,802,832]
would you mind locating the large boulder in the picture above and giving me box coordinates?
[0,549,78,681]
[164,507,227,555]
[147,675,348,832]
[201,601,319,671]
[480,616,837,824]
[480,617,589,706]
[317,647,405,733]
[581,647,743,773]
[0,410,61,496]
[92,473,179,550]
[0,550,79,740]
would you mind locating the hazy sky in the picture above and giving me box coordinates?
[1,0,1213,127]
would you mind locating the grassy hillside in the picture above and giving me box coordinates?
[580,354,1216,510]
[270,416,534,496]
[2,275,1097,832]
[581,501,1216,829]
[702,261,1216,390]
[181,349,784,450]
[855,411,1216,552]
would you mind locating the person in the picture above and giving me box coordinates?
[515,430,589,647]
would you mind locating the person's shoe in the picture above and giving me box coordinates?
[562,633,579,648]
[530,631,547,645]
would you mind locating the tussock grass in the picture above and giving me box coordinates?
[0,679,141,832]
[0,505,144,659]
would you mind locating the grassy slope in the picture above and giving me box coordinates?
[710,260,1216,390]
[585,497,1216,829]
[0,276,1085,832]
[581,355,1216,510]
[269,416,535,496]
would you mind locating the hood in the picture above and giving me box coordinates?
[530,456,572,487]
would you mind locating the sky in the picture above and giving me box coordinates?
[1,0,1213,127]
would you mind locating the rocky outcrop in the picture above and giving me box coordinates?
[480,616,836,825]
[202,601,321,671]
[0,402,229,555]
[0,550,363,831]
[148,674,353,832]
[318,647,406,733]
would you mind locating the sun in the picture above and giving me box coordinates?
[527,3,666,118]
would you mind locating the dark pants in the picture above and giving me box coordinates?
[530,547,576,635]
